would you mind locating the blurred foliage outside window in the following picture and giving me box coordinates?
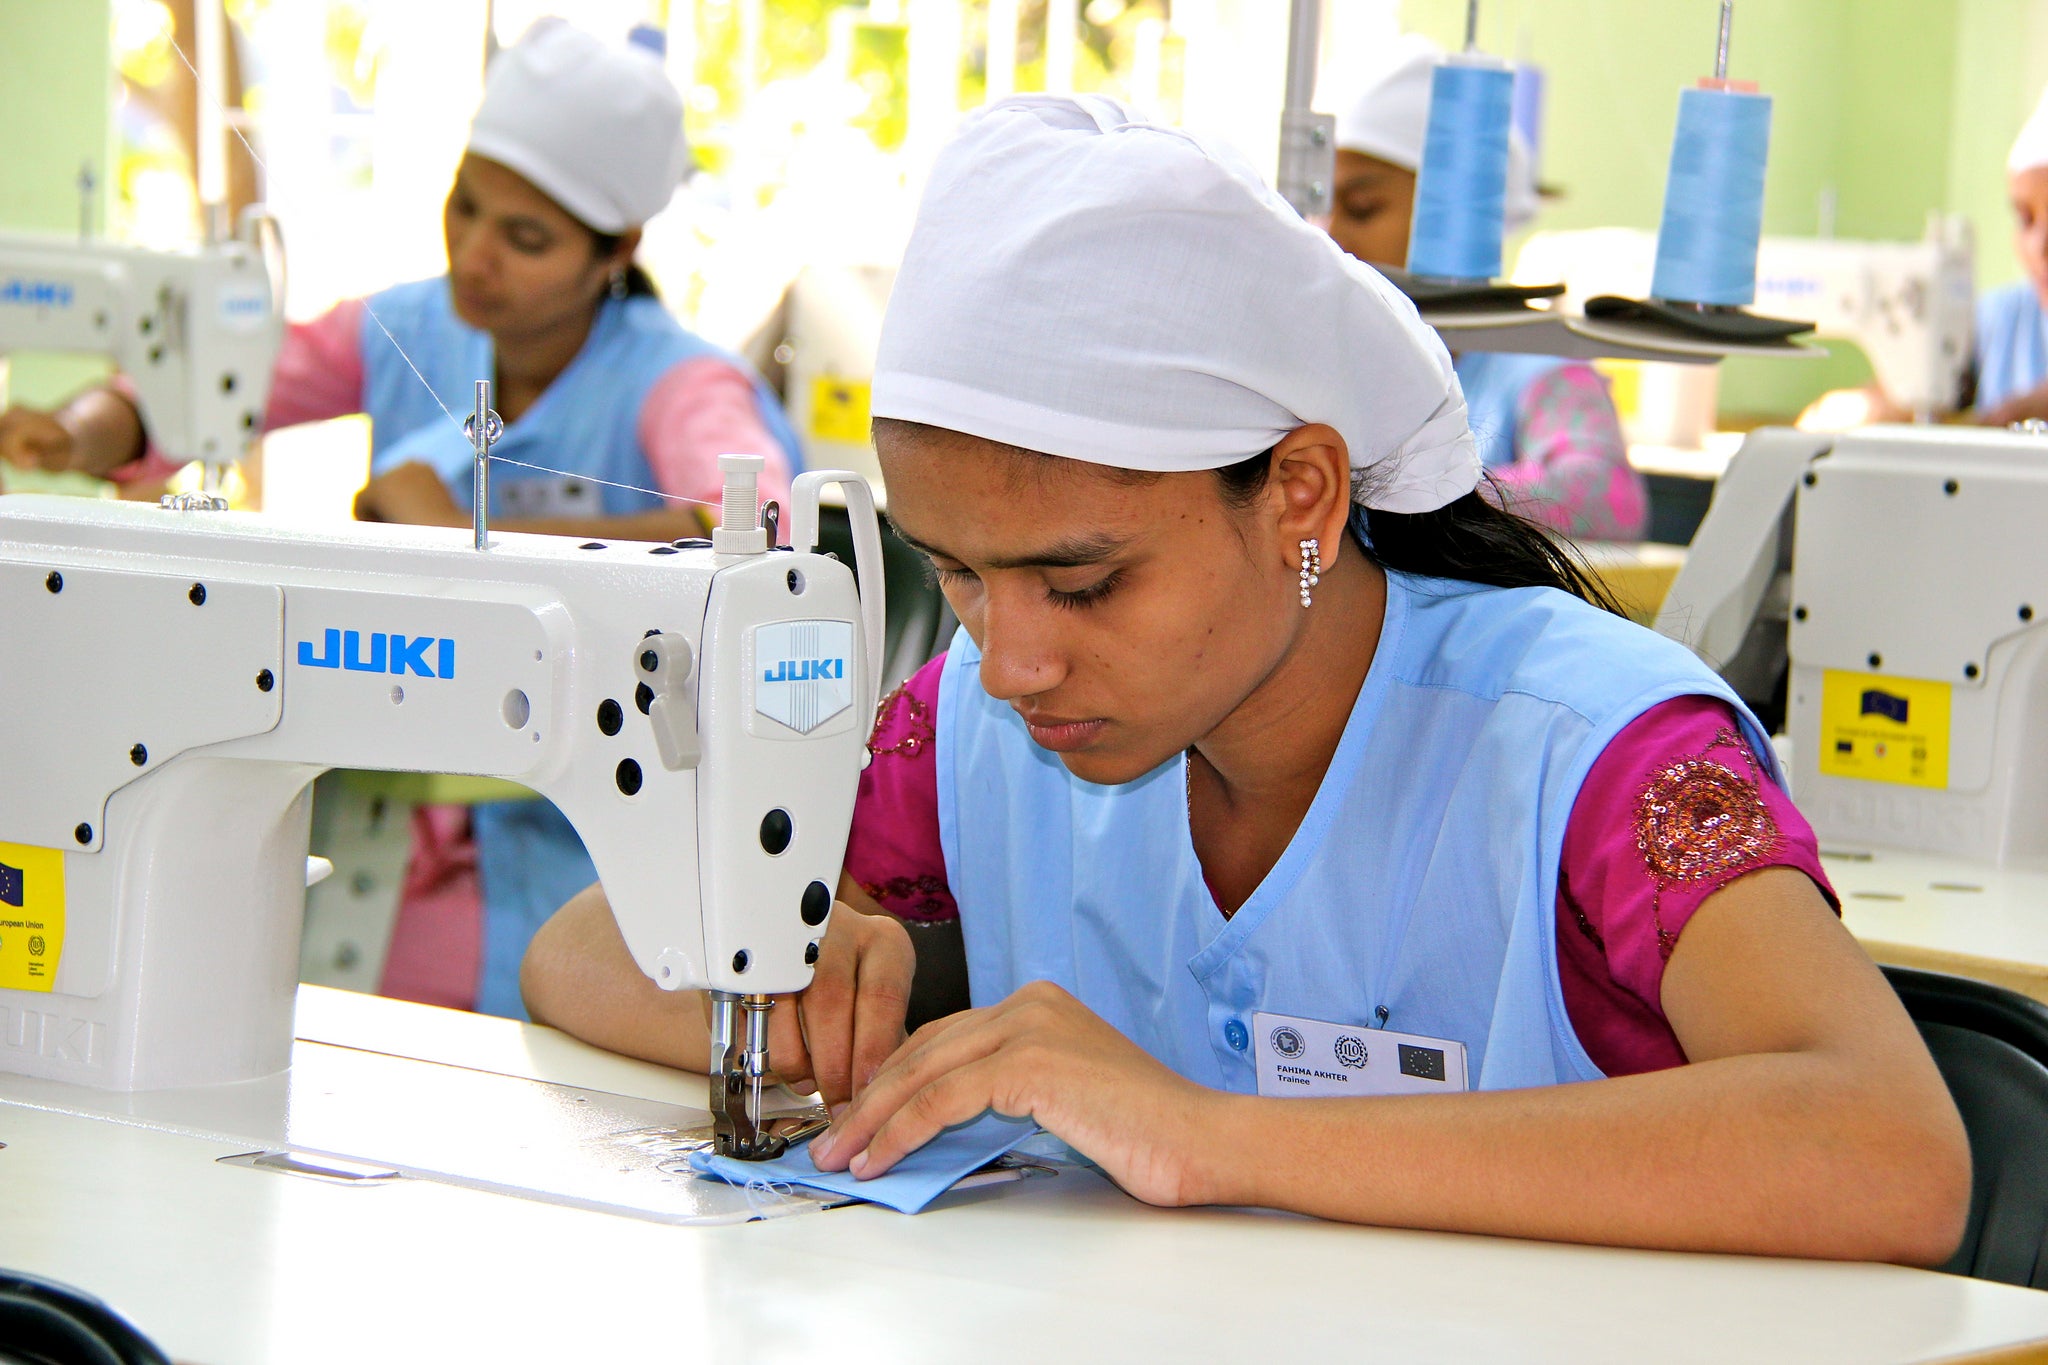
[106,0,1178,345]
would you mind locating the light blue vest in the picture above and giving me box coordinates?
[1453,351,1574,469]
[358,276,801,513]
[1976,281,2048,413]
[356,276,803,1017]
[935,568,1775,1093]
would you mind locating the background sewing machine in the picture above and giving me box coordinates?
[1660,423,2048,998]
[0,210,283,474]
[0,456,882,1163]
[1517,217,1976,428]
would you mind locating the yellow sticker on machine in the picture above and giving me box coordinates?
[809,376,872,446]
[0,841,64,992]
[1817,671,1951,789]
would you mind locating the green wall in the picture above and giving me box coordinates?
[0,0,113,406]
[1396,0,2047,419]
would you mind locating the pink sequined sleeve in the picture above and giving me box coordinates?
[1489,362,1650,542]
[1556,695,1839,1076]
[843,654,957,923]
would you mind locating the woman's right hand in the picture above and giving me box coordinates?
[0,406,76,472]
[521,882,916,1109]
[765,903,916,1110]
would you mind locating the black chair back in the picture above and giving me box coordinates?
[1883,964,2048,1287]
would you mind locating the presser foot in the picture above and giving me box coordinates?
[708,991,797,1161]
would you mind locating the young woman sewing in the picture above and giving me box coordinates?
[520,96,1969,1263]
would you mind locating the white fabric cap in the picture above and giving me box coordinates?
[1332,34,1540,232]
[871,95,1479,514]
[2011,84,2048,175]
[465,19,689,233]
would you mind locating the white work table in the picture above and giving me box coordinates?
[1832,849,2048,1004]
[5,986,2048,1365]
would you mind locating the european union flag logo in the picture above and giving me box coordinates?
[0,862,20,908]
[1398,1043,1447,1082]
[1861,689,1910,724]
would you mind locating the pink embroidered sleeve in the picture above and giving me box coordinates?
[1488,362,1650,541]
[109,298,367,483]
[843,655,956,923]
[638,357,793,525]
[1556,695,1838,1076]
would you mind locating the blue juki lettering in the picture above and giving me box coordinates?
[437,638,456,680]
[389,634,436,677]
[342,630,387,673]
[298,628,341,669]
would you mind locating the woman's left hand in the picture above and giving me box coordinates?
[354,461,466,527]
[807,980,1228,1208]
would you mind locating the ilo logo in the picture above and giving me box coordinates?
[1269,1025,1305,1060]
[1333,1035,1369,1069]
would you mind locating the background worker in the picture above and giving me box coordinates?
[1323,35,1647,542]
[0,20,801,1017]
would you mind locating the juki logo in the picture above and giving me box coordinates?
[0,278,74,309]
[298,629,456,679]
[762,657,846,683]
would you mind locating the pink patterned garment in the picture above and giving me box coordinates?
[1487,363,1650,542]
[843,661,1835,1077]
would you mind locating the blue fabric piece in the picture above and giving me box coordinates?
[936,570,1774,1096]
[687,1113,1041,1214]
[1976,281,2048,413]
[354,277,804,1017]
[1453,351,1571,469]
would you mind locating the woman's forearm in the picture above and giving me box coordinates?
[1196,1049,1968,1265]
[520,884,713,1070]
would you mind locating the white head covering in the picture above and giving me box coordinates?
[465,19,689,233]
[2010,84,2048,175]
[1332,34,1540,232]
[870,95,1478,515]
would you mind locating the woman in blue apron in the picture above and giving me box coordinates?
[521,97,1965,1262]
[1321,36,1647,541]
[2,21,801,1018]
[1807,84,2048,427]
[1974,86,2048,424]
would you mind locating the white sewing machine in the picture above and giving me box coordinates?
[0,455,882,1160]
[0,210,283,469]
[1517,218,1976,418]
[1660,423,2048,866]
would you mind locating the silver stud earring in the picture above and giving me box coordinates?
[609,266,629,300]
[1299,538,1321,609]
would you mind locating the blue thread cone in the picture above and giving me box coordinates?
[1651,86,1772,307]
[1408,59,1514,282]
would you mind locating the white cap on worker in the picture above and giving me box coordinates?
[465,19,689,233]
[2010,84,2048,175]
[1332,33,1541,232]
[871,95,1479,515]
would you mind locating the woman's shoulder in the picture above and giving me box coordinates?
[1979,279,2043,335]
[1393,574,1712,715]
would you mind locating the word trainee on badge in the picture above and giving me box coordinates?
[1252,1010,1469,1098]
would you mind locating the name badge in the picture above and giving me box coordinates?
[1252,1010,1469,1098]
[497,475,600,520]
